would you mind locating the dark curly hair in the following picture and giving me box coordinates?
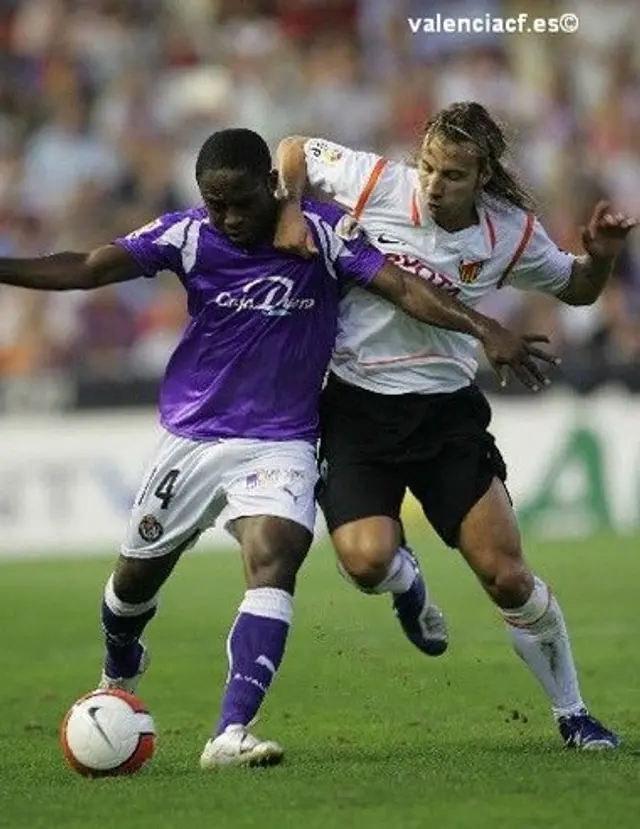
[195,128,271,181]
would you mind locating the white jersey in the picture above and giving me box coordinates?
[304,138,575,395]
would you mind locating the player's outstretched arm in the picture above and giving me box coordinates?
[0,244,143,292]
[558,201,638,306]
[368,261,558,391]
[367,260,504,338]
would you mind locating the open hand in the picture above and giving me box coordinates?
[479,321,560,392]
[581,200,638,260]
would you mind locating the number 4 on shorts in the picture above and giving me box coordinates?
[154,469,180,510]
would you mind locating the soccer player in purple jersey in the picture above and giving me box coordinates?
[0,128,557,768]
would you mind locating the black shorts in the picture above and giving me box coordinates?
[317,374,508,548]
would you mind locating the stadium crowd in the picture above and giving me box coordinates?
[0,0,638,382]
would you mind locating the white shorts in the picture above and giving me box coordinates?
[121,430,318,559]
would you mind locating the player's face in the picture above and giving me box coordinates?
[198,168,277,247]
[417,136,486,230]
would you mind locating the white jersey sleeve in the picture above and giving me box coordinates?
[505,216,575,296]
[303,138,385,214]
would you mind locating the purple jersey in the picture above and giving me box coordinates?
[115,200,384,442]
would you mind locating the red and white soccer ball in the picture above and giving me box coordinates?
[60,689,155,777]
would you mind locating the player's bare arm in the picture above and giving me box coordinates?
[368,261,557,391]
[557,200,638,306]
[274,135,317,258]
[275,135,309,202]
[0,244,143,291]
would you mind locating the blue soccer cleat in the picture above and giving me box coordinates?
[392,550,448,657]
[557,709,621,750]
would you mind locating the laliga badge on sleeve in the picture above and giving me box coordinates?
[309,139,343,164]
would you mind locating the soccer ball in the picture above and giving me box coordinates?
[60,689,155,777]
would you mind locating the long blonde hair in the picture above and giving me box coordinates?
[421,101,537,213]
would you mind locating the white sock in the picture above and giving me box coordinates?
[372,547,419,595]
[502,576,585,719]
[337,547,420,596]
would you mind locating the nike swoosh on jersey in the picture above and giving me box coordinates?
[376,233,404,245]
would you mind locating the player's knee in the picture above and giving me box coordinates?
[242,521,311,592]
[486,556,533,608]
[333,533,395,590]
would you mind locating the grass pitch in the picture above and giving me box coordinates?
[1,531,638,829]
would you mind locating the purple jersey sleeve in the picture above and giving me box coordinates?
[113,212,195,279]
[303,201,385,288]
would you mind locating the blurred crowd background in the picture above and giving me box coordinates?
[0,0,638,385]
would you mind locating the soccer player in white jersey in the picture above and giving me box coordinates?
[275,101,638,750]
[0,127,554,768]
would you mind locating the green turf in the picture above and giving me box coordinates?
[0,531,638,829]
